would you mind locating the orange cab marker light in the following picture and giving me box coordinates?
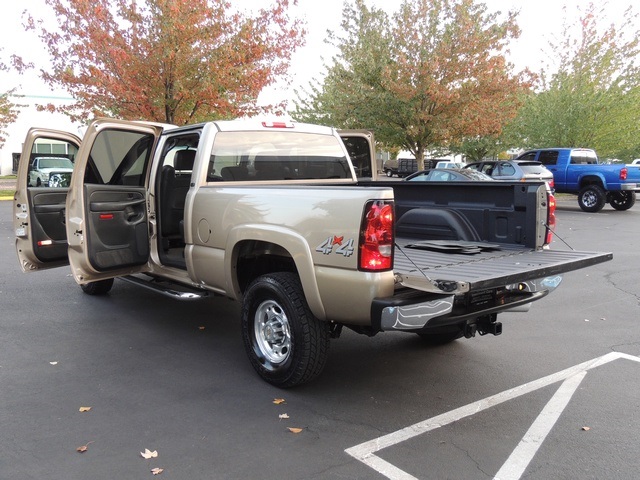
[99,213,114,220]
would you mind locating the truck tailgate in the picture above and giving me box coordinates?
[393,238,612,294]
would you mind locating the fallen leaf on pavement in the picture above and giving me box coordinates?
[141,448,159,459]
[279,413,290,420]
[582,426,591,431]
[76,441,94,453]
[79,407,91,412]
[151,467,164,475]
[273,398,286,405]
[49,361,58,365]
[287,427,304,434]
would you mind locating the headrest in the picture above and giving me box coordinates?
[174,149,196,170]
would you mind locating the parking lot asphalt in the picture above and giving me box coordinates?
[1,198,639,479]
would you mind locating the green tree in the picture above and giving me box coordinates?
[293,0,531,170]
[506,2,640,160]
[450,135,503,162]
[24,0,304,124]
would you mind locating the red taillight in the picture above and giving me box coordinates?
[359,200,394,271]
[620,167,628,180]
[546,193,556,245]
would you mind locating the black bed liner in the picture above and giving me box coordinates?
[393,238,612,294]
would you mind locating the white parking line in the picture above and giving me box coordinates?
[345,352,640,480]
[493,370,587,480]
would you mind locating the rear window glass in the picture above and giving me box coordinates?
[207,131,351,182]
[519,164,548,174]
[570,150,598,164]
[497,163,516,176]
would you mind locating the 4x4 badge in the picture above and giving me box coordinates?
[316,236,354,257]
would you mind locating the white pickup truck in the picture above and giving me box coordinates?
[14,118,611,387]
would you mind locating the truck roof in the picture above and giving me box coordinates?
[213,120,336,136]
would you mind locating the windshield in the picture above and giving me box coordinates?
[37,158,74,169]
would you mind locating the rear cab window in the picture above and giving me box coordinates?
[570,150,598,165]
[206,131,352,183]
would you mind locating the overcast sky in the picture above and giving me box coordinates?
[0,0,637,148]
[1,0,637,107]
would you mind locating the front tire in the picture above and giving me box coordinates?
[241,272,330,387]
[578,185,606,212]
[609,191,636,211]
[80,278,114,295]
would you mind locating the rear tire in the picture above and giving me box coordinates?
[578,185,606,212]
[80,278,114,295]
[241,272,330,387]
[609,191,636,211]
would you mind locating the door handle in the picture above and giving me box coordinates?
[91,198,146,212]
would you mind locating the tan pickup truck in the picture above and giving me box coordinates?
[14,118,611,387]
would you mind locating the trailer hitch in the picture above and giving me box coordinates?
[465,314,502,338]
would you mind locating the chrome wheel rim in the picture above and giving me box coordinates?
[583,191,597,207]
[254,300,292,364]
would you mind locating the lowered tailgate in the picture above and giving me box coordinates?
[393,238,612,294]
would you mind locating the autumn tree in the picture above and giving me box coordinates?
[25,0,304,124]
[0,91,18,147]
[0,53,20,147]
[505,2,640,160]
[293,0,531,170]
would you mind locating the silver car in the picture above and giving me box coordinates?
[464,160,554,189]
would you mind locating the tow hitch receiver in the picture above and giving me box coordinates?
[465,314,502,338]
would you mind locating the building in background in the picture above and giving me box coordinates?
[1,94,79,175]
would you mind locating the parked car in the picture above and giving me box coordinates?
[404,168,493,182]
[465,160,554,189]
[435,161,465,169]
[28,156,74,187]
[382,158,399,177]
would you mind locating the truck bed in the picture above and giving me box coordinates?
[393,237,612,294]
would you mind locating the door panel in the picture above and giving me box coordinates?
[14,129,81,272]
[65,119,163,283]
[29,189,69,261]
[85,186,149,270]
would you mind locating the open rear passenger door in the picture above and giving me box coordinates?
[64,119,163,284]
[14,128,81,272]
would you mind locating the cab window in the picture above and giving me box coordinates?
[83,129,155,186]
